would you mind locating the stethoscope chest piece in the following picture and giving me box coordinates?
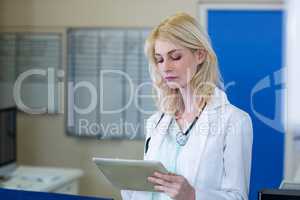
[176,131,189,146]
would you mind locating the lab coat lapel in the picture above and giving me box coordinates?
[185,87,229,185]
[133,115,173,200]
[184,108,210,185]
[145,114,173,161]
[145,133,165,161]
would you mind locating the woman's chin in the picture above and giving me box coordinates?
[166,82,181,89]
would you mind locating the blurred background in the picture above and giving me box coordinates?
[0,0,299,200]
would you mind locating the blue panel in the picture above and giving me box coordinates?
[0,188,112,200]
[207,10,283,200]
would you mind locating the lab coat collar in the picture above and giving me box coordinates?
[206,87,230,111]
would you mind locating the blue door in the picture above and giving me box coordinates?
[207,8,284,200]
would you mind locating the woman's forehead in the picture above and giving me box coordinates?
[154,39,185,55]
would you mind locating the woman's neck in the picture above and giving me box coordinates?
[178,86,200,115]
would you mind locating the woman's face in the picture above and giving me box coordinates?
[154,39,205,89]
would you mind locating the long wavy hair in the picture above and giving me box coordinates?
[144,12,223,114]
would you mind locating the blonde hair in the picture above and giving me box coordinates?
[144,12,223,114]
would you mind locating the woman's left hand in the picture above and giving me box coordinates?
[147,171,195,200]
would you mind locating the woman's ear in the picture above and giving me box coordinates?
[194,49,207,65]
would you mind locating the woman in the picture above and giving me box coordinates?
[121,12,253,200]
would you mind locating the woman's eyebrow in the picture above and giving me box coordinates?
[154,49,183,56]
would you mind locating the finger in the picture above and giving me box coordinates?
[154,185,179,199]
[154,184,177,195]
[153,172,181,182]
[147,176,174,188]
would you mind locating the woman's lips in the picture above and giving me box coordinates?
[165,76,178,81]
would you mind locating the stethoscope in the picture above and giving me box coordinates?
[145,102,207,154]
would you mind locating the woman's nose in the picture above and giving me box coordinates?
[162,59,173,72]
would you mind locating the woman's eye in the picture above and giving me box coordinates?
[155,58,163,63]
[171,55,181,60]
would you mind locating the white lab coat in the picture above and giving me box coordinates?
[121,87,253,200]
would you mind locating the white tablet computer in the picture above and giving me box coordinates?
[93,157,168,192]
